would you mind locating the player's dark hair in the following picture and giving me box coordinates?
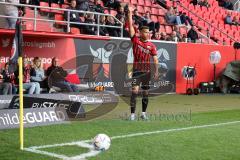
[139,26,149,31]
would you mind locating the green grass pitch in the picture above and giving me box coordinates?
[0,94,240,160]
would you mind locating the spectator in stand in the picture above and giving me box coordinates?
[0,0,19,29]
[90,0,104,13]
[19,0,29,16]
[167,31,179,42]
[173,26,182,40]
[64,0,83,31]
[232,16,239,25]
[132,9,144,28]
[83,13,97,35]
[218,0,233,10]
[118,16,129,37]
[15,57,41,94]
[30,57,48,89]
[153,0,167,9]
[181,34,188,42]
[46,57,79,92]
[151,32,161,40]
[0,79,12,95]
[187,26,199,43]
[106,16,121,37]
[165,7,181,25]
[198,0,210,8]
[142,11,160,36]
[1,62,17,94]
[76,0,90,11]
[29,0,40,6]
[224,13,232,24]
[160,32,168,41]
[179,12,193,26]
[116,6,125,21]
[99,15,109,36]
[48,0,64,7]
[102,0,120,10]
[190,0,199,5]
[0,65,14,95]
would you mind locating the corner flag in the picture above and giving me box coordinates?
[11,12,24,150]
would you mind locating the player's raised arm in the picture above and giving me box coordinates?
[127,6,135,38]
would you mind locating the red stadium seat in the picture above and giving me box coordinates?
[70,27,80,34]
[131,0,138,5]
[159,25,166,33]
[151,8,158,15]
[55,14,66,26]
[151,15,158,22]
[40,2,50,13]
[144,7,151,13]
[158,8,165,16]
[138,0,145,6]
[145,0,152,7]
[137,6,144,13]
[50,3,64,14]
[123,0,130,3]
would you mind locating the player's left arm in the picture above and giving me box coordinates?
[153,56,159,80]
[151,45,159,80]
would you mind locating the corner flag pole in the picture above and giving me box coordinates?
[19,55,24,150]
[11,10,24,150]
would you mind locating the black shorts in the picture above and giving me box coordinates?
[132,70,151,90]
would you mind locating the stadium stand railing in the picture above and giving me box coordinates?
[172,0,237,45]
[169,0,239,45]
[233,0,240,11]
[0,2,124,37]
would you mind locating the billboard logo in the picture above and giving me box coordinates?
[157,48,170,79]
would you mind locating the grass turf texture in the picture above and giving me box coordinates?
[0,94,240,160]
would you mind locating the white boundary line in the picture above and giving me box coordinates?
[24,120,240,160]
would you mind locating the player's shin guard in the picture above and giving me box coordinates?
[142,94,149,112]
[130,93,137,113]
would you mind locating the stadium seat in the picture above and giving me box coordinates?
[144,7,151,13]
[151,15,158,22]
[55,14,66,26]
[138,0,145,6]
[145,0,152,7]
[71,27,80,34]
[159,25,166,33]
[137,6,144,13]
[151,8,158,15]
[40,2,50,13]
[50,3,64,14]
[158,8,165,16]
[123,0,131,3]
[131,0,138,5]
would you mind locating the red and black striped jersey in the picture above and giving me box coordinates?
[131,35,157,72]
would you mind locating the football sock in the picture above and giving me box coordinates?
[130,93,137,113]
[142,94,148,112]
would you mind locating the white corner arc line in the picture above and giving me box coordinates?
[24,120,240,160]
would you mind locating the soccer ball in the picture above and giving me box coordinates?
[93,134,111,151]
